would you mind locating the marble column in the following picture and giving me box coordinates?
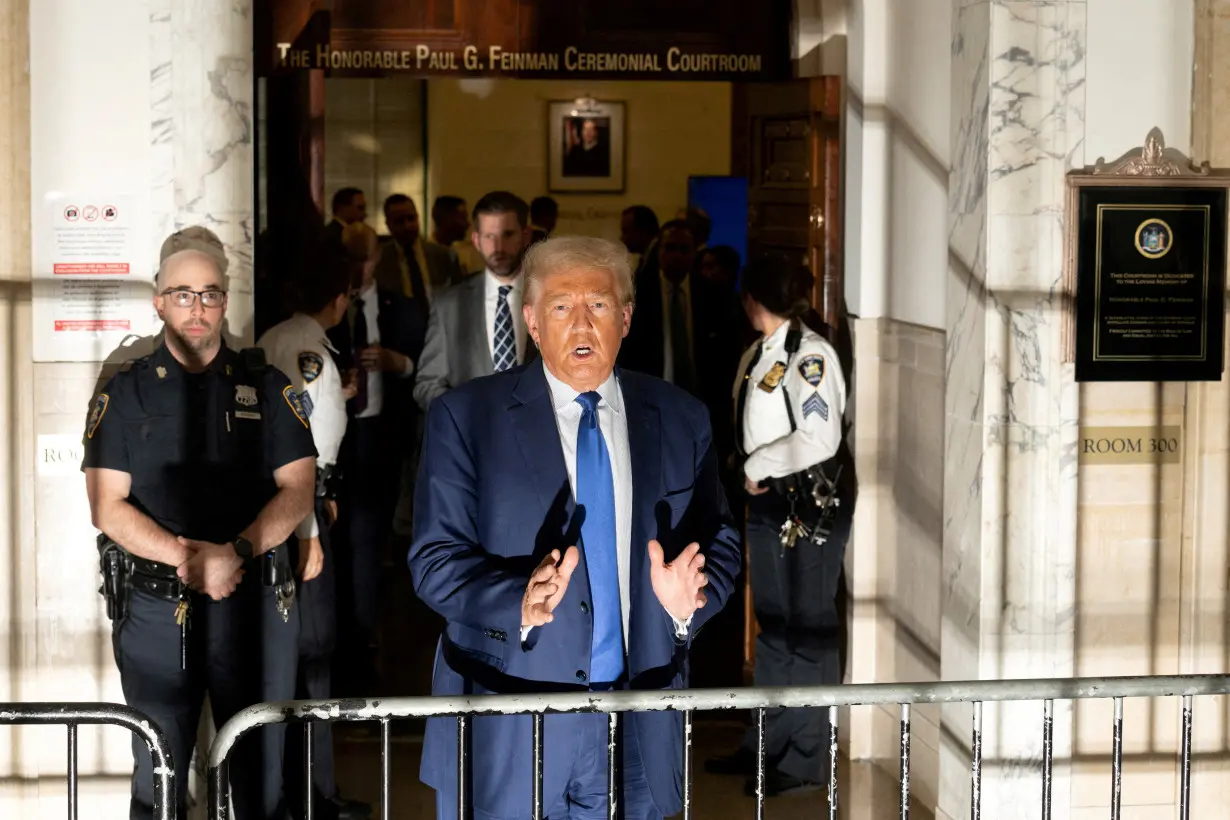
[150,0,255,344]
[942,2,1084,817]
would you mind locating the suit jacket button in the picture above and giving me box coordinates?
[576,670,587,683]
[580,601,590,615]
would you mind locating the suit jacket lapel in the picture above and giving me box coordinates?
[508,362,574,520]
[620,371,661,605]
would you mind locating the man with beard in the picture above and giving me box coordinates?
[413,191,539,411]
[84,226,316,820]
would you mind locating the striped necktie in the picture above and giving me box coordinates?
[492,284,515,371]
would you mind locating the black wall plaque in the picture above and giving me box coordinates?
[1073,185,1227,381]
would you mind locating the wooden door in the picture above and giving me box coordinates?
[730,77,844,681]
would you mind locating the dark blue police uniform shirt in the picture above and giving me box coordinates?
[83,342,318,547]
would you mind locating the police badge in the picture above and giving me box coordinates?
[757,362,787,393]
[235,385,259,407]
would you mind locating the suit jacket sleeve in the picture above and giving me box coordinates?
[685,406,742,640]
[407,394,526,634]
[412,299,451,412]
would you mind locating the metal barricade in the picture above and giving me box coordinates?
[0,701,177,820]
[207,674,1230,820]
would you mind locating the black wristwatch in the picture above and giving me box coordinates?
[233,535,255,560]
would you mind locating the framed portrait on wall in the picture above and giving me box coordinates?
[547,99,626,193]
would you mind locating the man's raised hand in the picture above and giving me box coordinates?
[521,547,580,628]
[648,540,708,622]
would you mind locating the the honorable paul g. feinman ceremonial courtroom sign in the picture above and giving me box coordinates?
[1065,130,1229,382]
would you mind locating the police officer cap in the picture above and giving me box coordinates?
[159,226,229,275]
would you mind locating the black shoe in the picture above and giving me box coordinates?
[744,769,823,798]
[326,794,373,820]
[704,747,755,776]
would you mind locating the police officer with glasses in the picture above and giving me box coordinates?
[705,256,855,798]
[85,226,317,820]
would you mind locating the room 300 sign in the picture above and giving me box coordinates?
[1078,425,1182,465]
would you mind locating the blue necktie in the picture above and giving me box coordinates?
[492,285,515,371]
[575,391,624,682]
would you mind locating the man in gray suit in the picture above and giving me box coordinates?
[374,194,466,301]
[413,191,538,411]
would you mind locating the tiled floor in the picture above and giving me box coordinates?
[330,720,934,820]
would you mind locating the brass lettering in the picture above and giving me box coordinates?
[279,43,761,76]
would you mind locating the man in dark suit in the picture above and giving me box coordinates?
[618,220,746,472]
[620,205,660,278]
[530,195,559,244]
[373,193,466,300]
[409,235,742,820]
[326,187,366,245]
[328,222,429,693]
[413,191,539,411]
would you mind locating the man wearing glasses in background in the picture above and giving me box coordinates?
[84,226,317,820]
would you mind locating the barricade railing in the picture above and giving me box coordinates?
[207,674,1230,820]
[0,702,176,820]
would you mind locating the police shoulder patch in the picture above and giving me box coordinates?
[87,393,110,439]
[798,355,825,387]
[299,389,315,419]
[298,351,323,384]
[282,384,310,428]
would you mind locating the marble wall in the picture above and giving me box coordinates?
[151,0,256,345]
[942,1,1086,816]
[846,317,946,810]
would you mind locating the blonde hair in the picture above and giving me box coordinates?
[522,235,635,307]
[341,221,379,262]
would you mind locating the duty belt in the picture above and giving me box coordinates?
[760,455,845,553]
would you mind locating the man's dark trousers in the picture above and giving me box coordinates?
[114,572,299,819]
[285,496,340,812]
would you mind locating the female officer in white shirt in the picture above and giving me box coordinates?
[256,240,368,819]
[706,257,855,798]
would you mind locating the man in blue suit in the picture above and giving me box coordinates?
[409,235,742,819]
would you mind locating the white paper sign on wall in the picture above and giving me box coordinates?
[33,193,159,362]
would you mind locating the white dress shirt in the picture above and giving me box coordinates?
[352,280,414,420]
[737,321,847,483]
[257,312,347,539]
[521,362,689,644]
[354,281,384,419]
[483,270,528,366]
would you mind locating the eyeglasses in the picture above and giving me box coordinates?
[161,288,226,308]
